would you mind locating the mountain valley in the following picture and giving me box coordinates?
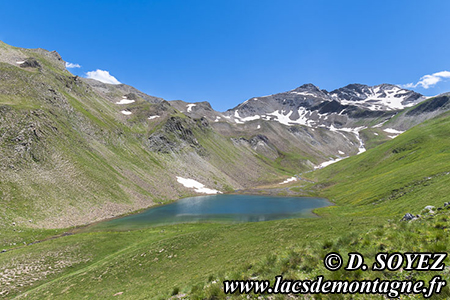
[1,42,450,299]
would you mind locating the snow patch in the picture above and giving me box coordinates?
[121,110,132,115]
[279,177,297,185]
[384,128,404,139]
[383,128,404,134]
[355,132,366,154]
[234,110,262,122]
[290,91,318,98]
[176,177,221,194]
[372,120,389,128]
[338,150,344,155]
[266,110,295,126]
[116,99,135,104]
[148,115,160,120]
[242,115,261,121]
[16,61,25,64]
[186,104,196,112]
[329,126,366,154]
[335,85,421,111]
[257,125,261,129]
[265,108,320,127]
[337,126,366,154]
[314,156,348,170]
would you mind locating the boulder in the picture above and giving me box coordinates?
[401,213,415,221]
[423,205,435,213]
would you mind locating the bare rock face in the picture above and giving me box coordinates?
[0,106,52,170]
[147,116,205,154]
[35,48,66,70]
[18,58,41,69]
[240,134,279,160]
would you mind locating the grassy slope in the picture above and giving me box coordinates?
[194,207,450,299]
[0,59,168,230]
[309,110,450,215]
[3,215,379,299]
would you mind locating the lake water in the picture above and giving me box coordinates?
[89,194,331,230]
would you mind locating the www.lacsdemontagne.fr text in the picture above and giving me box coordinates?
[223,275,446,298]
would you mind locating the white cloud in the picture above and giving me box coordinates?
[86,69,121,85]
[401,82,415,89]
[402,71,450,89]
[65,62,81,68]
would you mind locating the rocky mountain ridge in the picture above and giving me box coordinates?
[223,83,425,128]
[172,82,442,170]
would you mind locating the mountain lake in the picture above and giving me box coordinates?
[88,194,331,230]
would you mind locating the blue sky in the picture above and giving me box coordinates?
[1,0,450,111]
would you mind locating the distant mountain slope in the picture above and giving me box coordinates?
[224,83,425,128]
[176,84,448,170]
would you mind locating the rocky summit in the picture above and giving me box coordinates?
[223,83,425,128]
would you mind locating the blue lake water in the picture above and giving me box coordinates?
[89,194,331,230]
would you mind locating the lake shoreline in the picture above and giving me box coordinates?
[71,186,316,233]
[84,194,332,232]
[4,190,330,254]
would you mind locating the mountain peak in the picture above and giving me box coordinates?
[294,83,320,91]
[342,83,369,90]
[376,83,402,90]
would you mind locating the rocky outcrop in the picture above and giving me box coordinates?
[147,116,206,154]
[401,213,415,221]
[18,58,41,69]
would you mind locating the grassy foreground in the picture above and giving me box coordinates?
[1,216,379,299]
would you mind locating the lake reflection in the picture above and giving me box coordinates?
[90,194,331,230]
